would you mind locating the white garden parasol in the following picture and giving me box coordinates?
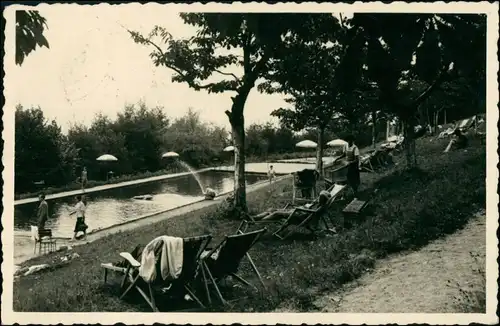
[96,154,118,161]
[295,140,317,149]
[96,154,118,181]
[162,151,180,158]
[327,139,348,147]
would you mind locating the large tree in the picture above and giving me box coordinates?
[260,14,368,174]
[129,13,337,213]
[15,10,49,66]
[349,13,486,168]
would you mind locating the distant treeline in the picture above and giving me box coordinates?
[12,103,348,194]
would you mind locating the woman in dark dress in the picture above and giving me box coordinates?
[69,195,88,240]
[345,135,361,196]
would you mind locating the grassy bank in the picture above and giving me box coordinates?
[13,137,486,312]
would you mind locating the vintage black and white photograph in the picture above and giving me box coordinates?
[2,2,498,325]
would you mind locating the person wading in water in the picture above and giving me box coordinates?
[345,135,361,196]
[69,195,88,241]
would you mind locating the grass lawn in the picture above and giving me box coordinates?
[13,136,486,312]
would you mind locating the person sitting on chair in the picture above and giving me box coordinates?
[251,190,332,224]
[452,128,468,149]
[204,187,217,200]
[444,129,469,152]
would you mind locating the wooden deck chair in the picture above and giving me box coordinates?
[359,153,376,173]
[273,184,346,240]
[240,182,342,232]
[200,228,267,306]
[101,234,212,312]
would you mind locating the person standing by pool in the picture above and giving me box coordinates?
[267,165,276,183]
[81,167,88,190]
[345,135,361,196]
[36,192,49,231]
[69,195,88,241]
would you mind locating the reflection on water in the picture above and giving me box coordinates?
[14,171,266,237]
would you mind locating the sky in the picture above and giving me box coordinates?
[8,5,299,133]
[6,3,492,135]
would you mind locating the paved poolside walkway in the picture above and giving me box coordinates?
[15,168,214,205]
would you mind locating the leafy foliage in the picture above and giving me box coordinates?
[15,105,74,193]
[350,13,486,117]
[16,10,49,66]
[344,13,486,167]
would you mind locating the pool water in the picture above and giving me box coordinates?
[14,171,267,237]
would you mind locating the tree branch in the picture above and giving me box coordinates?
[214,69,241,82]
[130,30,238,92]
[413,70,446,108]
[242,34,252,74]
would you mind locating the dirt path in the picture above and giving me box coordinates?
[313,211,486,313]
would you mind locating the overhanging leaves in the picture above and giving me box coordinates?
[16,10,49,66]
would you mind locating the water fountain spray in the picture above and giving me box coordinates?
[162,151,208,197]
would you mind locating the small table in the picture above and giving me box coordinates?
[342,198,369,227]
[343,198,368,214]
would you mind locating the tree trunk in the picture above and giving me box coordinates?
[403,118,417,169]
[433,110,440,134]
[386,119,390,140]
[231,114,246,214]
[316,127,325,177]
[426,106,430,128]
[226,85,253,216]
[372,110,377,148]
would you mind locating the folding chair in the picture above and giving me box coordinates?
[273,184,346,240]
[200,228,267,306]
[240,183,343,232]
[31,225,56,255]
[101,234,212,312]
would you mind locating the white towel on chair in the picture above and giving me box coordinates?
[31,226,39,241]
[330,184,346,198]
[139,236,184,283]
